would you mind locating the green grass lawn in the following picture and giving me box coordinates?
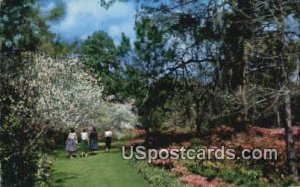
[49,142,149,187]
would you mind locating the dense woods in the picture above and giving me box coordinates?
[1,0,300,186]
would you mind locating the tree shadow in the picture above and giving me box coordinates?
[102,149,120,154]
[50,171,81,186]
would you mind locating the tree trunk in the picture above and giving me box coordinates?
[276,106,281,127]
[195,100,201,134]
[283,92,299,180]
[231,0,252,122]
[276,0,299,180]
[239,55,248,119]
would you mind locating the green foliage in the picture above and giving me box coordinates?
[139,77,197,132]
[79,30,149,106]
[139,77,179,129]
[130,159,185,187]
[185,161,218,181]
[47,5,66,22]
[190,138,204,148]
[0,0,72,56]
[117,32,131,56]
[218,170,239,183]
[0,114,41,186]
[0,0,40,51]
[122,65,148,107]
[134,18,172,77]
[199,168,218,181]
[80,31,122,96]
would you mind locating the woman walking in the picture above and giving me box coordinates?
[66,128,77,158]
[104,129,112,152]
[89,126,99,154]
[80,128,89,157]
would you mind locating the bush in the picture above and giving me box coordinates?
[0,114,43,186]
[130,159,185,187]
[186,161,218,181]
[219,170,239,183]
[201,168,218,180]
[190,138,204,148]
[35,154,53,185]
[185,160,261,185]
[1,151,39,186]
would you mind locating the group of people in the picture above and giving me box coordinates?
[65,126,113,158]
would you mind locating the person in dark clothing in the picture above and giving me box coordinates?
[89,126,99,154]
[104,129,112,151]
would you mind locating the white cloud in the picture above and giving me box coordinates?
[108,22,135,44]
[40,2,56,12]
[80,34,89,41]
[49,0,136,44]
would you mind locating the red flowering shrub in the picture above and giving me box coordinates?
[213,125,235,134]
[179,174,224,187]
[212,125,235,140]
[240,144,254,150]
[248,126,300,139]
[208,145,219,151]
[210,134,221,143]
[181,141,192,148]
[170,163,190,176]
[132,129,146,138]
[207,125,300,172]
[151,159,173,169]
[125,139,145,148]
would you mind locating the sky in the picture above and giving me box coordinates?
[40,0,136,45]
[39,1,299,46]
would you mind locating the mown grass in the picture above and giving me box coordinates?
[49,142,149,187]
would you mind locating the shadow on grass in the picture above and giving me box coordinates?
[50,171,82,186]
[102,149,120,154]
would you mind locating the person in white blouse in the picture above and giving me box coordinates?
[66,128,77,158]
[104,129,113,151]
[80,128,89,157]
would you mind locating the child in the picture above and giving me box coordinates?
[80,128,89,157]
[104,129,112,151]
[66,128,77,158]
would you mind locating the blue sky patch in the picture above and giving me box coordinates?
[40,0,136,45]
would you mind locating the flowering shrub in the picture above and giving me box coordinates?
[179,174,223,187]
[170,163,190,176]
[132,129,146,138]
[180,141,192,148]
[248,126,300,139]
[99,102,138,129]
[184,159,270,186]
[116,129,147,140]
[212,125,235,139]
[151,159,173,169]
[35,154,53,185]
[125,139,145,148]
[207,124,300,173]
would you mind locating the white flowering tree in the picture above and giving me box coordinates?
[7,53,104,129]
